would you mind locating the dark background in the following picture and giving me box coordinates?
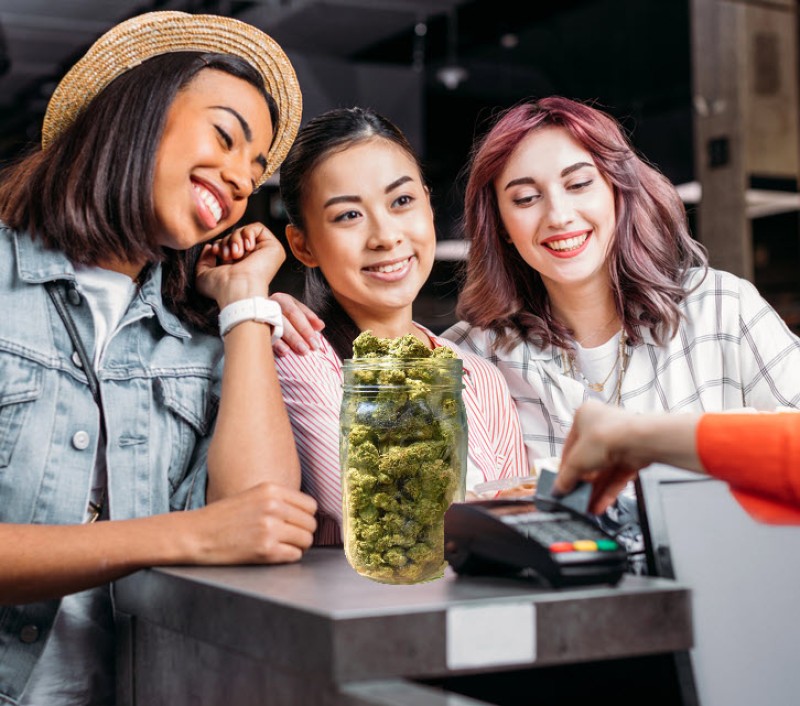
[0,0,795,333]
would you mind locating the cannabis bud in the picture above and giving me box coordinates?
[341,331,467,583]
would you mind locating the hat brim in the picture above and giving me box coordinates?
[42,11,301,186]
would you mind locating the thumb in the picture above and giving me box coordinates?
[195,243,216,275]
[552,464,577,497]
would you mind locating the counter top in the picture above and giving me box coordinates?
[116,547,692,684]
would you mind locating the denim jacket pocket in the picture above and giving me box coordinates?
[0,356,43,468]
[154,375,218,491]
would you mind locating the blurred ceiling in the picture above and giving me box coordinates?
[0,0,467,156]
[0,0,693,181]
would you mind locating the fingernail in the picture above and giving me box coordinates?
[313,334,324,350]
[298,342,310,354]
[232,243,239,255]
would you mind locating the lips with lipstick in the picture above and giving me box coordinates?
[192,179,228,228]
[542,230,591,256]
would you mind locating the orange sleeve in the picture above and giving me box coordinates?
[697,413,800,524]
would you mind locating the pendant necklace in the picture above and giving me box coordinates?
[562,329,630,405]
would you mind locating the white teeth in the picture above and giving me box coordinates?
[367,257,411,273]
[546,234,588,251]
[193,183,223,224]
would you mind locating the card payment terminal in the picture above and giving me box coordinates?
[444,497,628,588]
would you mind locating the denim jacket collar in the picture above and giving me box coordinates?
[134,264,192,340]
[13,229,191,340]
[14,227,76,284]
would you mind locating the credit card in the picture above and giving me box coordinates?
[535,467,592,515]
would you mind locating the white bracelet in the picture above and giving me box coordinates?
[218,297,284,343]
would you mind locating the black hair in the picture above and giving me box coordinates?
[0,51,279,333]
[279,106,425,359]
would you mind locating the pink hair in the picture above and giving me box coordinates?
[457,96,707,350]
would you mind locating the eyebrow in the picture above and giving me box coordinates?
[324,194,361,208]
[211,106,268,172]
[386,175,413,193]
[503,161,595,191]
[323,175,415,209]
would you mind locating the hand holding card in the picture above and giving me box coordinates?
[535,465,592,516]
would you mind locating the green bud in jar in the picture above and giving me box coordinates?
[341,331,467,584]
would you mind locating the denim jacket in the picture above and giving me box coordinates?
[0,226,222,704]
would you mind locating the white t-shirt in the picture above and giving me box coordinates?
[571,332,623,404]
[21,267,137,706]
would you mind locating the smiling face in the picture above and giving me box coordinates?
[152,69,273,250]
[287,137,435,332]
[494,126,617,297]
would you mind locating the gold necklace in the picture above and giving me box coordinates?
[562,330,630,405]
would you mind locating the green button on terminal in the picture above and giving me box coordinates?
[596,539,618,551]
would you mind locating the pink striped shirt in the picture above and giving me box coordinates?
[276,327,529,545]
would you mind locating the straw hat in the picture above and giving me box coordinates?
[41,11,302,185]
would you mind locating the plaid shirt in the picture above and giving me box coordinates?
[444,267,800,462]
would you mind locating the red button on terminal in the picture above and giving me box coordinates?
[549,542,574,553]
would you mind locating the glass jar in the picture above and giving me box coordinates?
[340,357,467,584]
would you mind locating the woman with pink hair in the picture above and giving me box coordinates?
[439,96,800,548]
[444,96,800,461]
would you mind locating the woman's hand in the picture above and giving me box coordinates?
[188,482,318,565]
[0,484,318,603]
[196,222,286,309]
[553,401,703,514]
[269,292,325,357]
[553,401,645,514]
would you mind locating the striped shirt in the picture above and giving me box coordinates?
[444,267,800,463]
[276,326,529,545]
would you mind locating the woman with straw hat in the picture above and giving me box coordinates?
[0,11,315,704]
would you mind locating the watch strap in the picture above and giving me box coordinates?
[218,297,284,343]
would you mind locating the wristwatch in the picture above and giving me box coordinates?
[218,297,284,344]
